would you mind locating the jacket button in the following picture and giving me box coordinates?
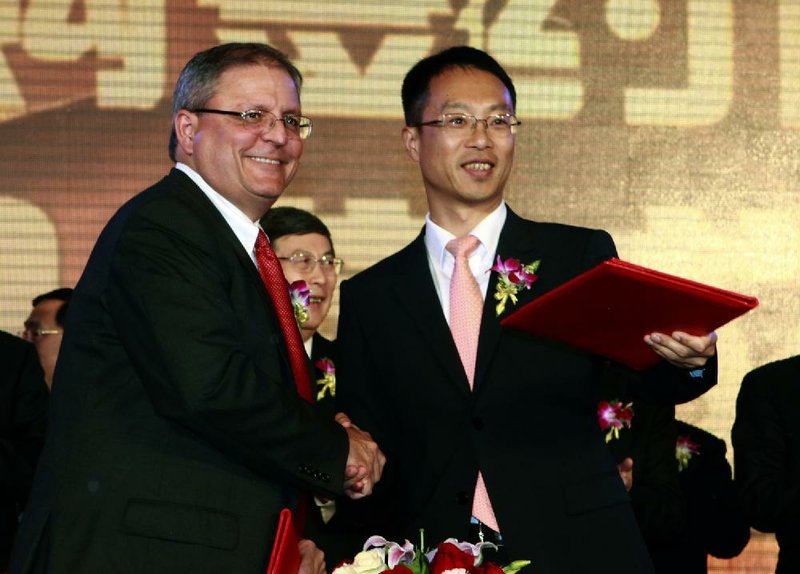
[456,491,470,504]
[472,417,484,430]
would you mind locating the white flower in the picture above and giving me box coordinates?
[333,549,387,574]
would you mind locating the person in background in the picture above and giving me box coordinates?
[261,206,342,397]
[20,288,72,389]
[0,331,48,573]
[336,45,718,573]
[646,419,749,573]
[11,42,383,574]
[262,205,362,569]
[732,355,800,574]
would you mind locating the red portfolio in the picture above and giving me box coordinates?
[266,508,300,574]
[500,257,759,370]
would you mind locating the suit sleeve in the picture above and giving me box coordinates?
[105,211,349,498]
[335,276,405,539]
[732,367,800,532]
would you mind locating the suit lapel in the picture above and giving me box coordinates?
[389,232,473,397]
[474,209,544,392]
[171,170,293,375]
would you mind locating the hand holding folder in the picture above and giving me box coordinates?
[500,258,758,370]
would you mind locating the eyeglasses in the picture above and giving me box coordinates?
[277,251,344,275]
[193,108,313,140]
[414,112,521,134]
[18,327,62,341]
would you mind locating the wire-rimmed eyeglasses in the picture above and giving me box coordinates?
[277,251,344,275]
[414,112,520,134]
[193,108,313,140]
[18,327,62,341]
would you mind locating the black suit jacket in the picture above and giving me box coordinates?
[732,355,800,574]
[600,368,686,550]
[650,421,748,574]
[0,332,48,571]
[337,208,712,573]
[11,169,349,574]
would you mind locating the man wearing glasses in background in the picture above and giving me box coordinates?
[337,46,717,573]
[262,206,366,570]
[12,43,383,574]
[20,288,72,390]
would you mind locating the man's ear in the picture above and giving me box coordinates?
[174,110,197,157]
[401,126,420,162]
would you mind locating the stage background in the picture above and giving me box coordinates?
[1,1,797,570]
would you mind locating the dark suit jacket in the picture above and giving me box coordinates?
[732,355,800,574]
[600,368,686,550]
[649,421,748,574]
[0,332,48,571]
[337,208,712,573]
[11,169,350,574]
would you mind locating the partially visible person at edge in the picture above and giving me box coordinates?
[733,355,800,574]
[336,45,717,574]
[262,206,365,569]
[1,331,48,574]
[20,288,73,389]
[10,42,384,574]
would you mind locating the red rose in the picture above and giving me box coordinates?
[429,542,475,574]
[475,562,505,574]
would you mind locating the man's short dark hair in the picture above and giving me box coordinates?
[401,45,517,126]
[169,42,303,161]
[261,207,334,254]
[32,287,73,327]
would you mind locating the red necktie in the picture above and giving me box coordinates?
[255,230,313,403]
[446,235,500,533]
[255,230,313,538]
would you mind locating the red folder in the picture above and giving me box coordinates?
[266,508,300,574]
[500,257,759,370]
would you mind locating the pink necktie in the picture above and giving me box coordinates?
[446,236,500,533]
[255,230,314,404]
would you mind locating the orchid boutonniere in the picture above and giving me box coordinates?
[676,435,701,471]
[597,400,634,443]
[288,280,310,326]
[315,357,336,400]
[491,256,540,316]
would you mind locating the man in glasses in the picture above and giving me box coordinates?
[20,288,72,389]
[262,206,366,570]
[337,46,717,573]
[12,43,383,574]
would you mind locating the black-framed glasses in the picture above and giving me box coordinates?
[18,327,62,341]
[277,251,344,275]
[414,112,520,134]
[193,108,313,140]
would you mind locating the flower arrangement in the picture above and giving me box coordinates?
[332,533,529,574]
[675,435,701,471]
[597,400,634,443]
[491,256,540,316]
[288,280,310,326]
[315,357,336,400]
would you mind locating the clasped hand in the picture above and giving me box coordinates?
[336,412,386,499]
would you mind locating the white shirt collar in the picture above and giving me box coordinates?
[425,201,507,275]
[175,162,261,262]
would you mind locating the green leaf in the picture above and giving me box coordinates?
[503,560,532,574]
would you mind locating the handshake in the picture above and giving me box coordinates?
[336,412,386,499]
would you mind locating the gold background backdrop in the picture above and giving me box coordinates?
[1,1,797,570]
